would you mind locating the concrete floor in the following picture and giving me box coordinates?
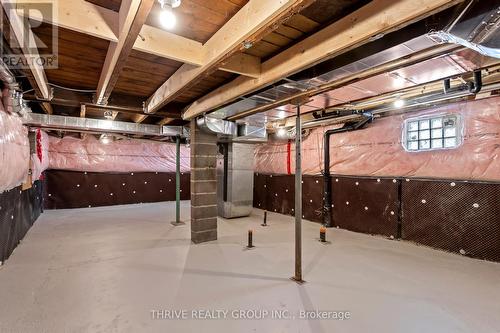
[0,202,499,333]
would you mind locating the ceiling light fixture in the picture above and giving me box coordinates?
[277,110,287,119]
[243,41,253,49]
[100,134,111,144]
[158,0,181,30]
[277,128,287,137]
[394,98,405,108]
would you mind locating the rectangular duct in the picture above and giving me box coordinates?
[217,143,255,218]
[23,113,186,137]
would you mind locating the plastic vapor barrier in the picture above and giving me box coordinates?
[255,97,500,181]
[0,102,29,193]
[49,135,191,173]
[31,129,49,182]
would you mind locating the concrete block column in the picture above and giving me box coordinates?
[190,120,218,243]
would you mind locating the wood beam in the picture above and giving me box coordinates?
[145,0,315,114]
[134,102,184,123]
[219,53,261,78]
[15,0,118,41]
[15,0,201,65]
[95,0,155,105]
[134,24,204,66]
[183,0,463,120]
[133,114,148,123]
[1,0,52,114]
[157,117,175,126]
[15,0,261,76]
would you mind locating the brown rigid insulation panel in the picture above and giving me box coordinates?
[254,174,399,229]
[401,179,500,262]
[267,174,295,216]
[331,176,400,237]
[255,173,500,262]
[302,175,323,223]
[253,173,268,210]
[0,181,43,262]
[44,170,190,209]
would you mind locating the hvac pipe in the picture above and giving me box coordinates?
[323,116,372,227]
[299,67,500,130]
[444,69,482,94]
[0,58,17,88]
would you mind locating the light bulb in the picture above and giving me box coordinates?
[394,99,405,108]
[100,135,111,144]
[277,128,287,137]
[160,9,176,30]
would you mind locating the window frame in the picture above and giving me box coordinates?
[402,114,463,152]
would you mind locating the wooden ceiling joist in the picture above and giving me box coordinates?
[1,0,52,114]
[144,0,316,114]
[183,0,464,120]
[15,0,262,77]
[95,0,155,106]
[133,24,203,66]
[15,0,118,42]
[219,53,261,79]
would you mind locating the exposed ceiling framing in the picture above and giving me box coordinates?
[183,0,463,120]
[144,0,316,114]
[14,0,262,77]
[3,0,494,133]
[95,0,155,106]
[1,0,53,114]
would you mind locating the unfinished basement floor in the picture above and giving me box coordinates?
[0,202,499,333]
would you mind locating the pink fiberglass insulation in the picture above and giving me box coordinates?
[31,129,49,182]
[0,101,29,193]
[255,97,500,181]
[49,135,190,173]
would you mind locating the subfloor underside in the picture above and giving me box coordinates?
[0,202,499,333]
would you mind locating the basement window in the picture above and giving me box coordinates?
[403,114,462,151]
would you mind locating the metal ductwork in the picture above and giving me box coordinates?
[197,115,237,136]
[23,113,187,137]
[429,30,500,59]
[217,142,255,218]
[430,0,500,59]
[207,2,500,125]
[234,123,267,142]
[0,59,18,89]
[196,115,268,142]
[0,59,27,115]
[209,34,450,122]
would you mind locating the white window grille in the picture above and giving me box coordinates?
[403,114,462,151]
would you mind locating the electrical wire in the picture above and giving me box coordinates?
[49,83,96,93]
